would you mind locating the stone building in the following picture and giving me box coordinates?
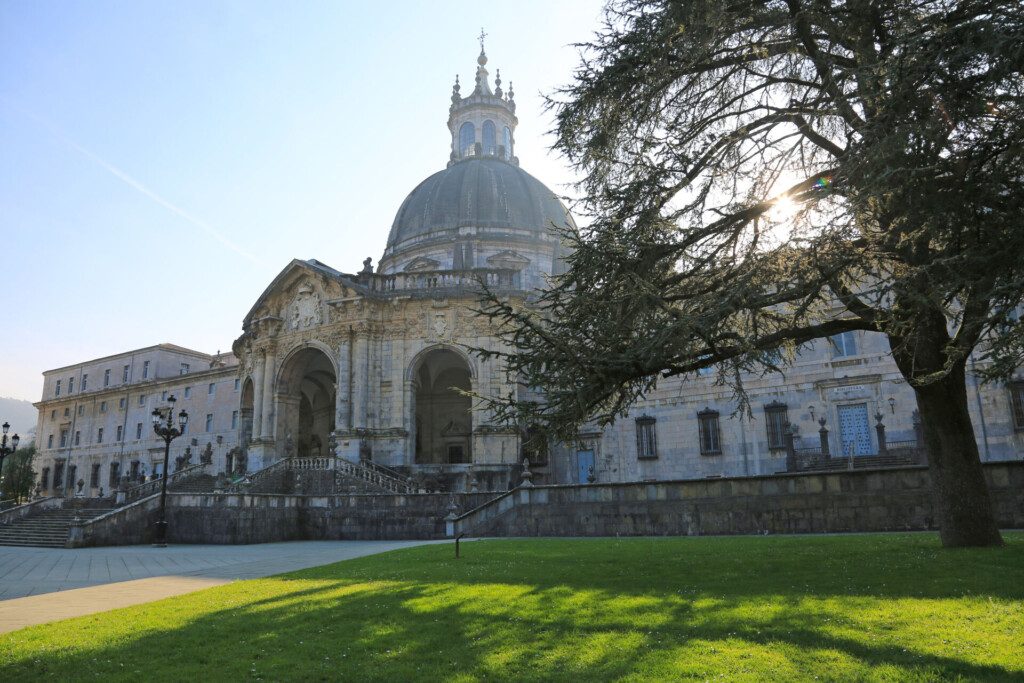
[30,45,1024,498]
[33,344,240,497]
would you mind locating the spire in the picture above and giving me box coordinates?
[472,27,492,95]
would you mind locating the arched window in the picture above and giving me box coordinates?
[482,120,497,155]
[503,126,512,158]
[459,122,476,157]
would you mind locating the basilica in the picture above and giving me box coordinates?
[30,45,1024,503]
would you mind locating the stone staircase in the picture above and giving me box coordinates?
[0,507,116,548]
[168,474,217,494]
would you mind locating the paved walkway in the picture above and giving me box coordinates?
[0,540,438,633]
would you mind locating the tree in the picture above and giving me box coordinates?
[1,442,36,503]
[478,0,1024,547]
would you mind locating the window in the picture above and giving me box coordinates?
[109,462,120,487]
[503,126,512,159]
[119,397,126,409]
[74,430,81,446]
[139,394,146,406]
[123,364,130,382]
[97,428,104,444]
[90,463,100,488]
[521,425,548,466]
[136,422,143,439]
[104,369,111,387]
[59,429,68,448]
[829,331,858,357]
[116,425,123,441]
[161,390,168,401]
[41,467,50,489]
[82,374,88,391]
[55,379,61,397]
[47,434,54,449]
[231,410,239,429]
[482,120,496,155]
[68,377,74,393]
[636,416,658,459]
[234,378,240,391]
[184,386,192,398]
[143,360,150,379]
[100,400,107,413]
[78,405,84,416]
[50,409,56,420]
[1010,381,1024,431]
[698,408,722,455]
[764,401,789,450]
[180,362,190,375]
[64,407,70,417]
[459,121,475,156]
[208,382,215,395]
[205,414,214,432]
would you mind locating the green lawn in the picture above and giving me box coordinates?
[2,534,1023,682]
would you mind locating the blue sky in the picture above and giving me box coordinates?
[0,1,603,402]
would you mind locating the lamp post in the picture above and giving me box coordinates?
[0,422,21,498]
[151,396,188,548]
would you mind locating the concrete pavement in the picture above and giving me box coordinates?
[0,540,440,633]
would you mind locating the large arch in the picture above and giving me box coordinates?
[273,346,337,461]
[411,347,473,464]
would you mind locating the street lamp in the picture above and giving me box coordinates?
[0,422,21,497]
[151,396,188,547]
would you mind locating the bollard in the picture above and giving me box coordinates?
[455,532,465,559]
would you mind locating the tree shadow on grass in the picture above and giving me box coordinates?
[2,534,1022,681]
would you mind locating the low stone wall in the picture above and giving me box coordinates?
[68,494,162,547]
[452,462,1024,538]
[161,491,500,544]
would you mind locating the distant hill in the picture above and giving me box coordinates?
[0,397,37,442]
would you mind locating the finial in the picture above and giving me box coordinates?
[494,69,502,97]
[451,74,461,105]
[477,27,488,65]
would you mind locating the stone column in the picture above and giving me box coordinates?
[262,344,277,441]
[251,351,266,440]
[352,330,368,429]
[336,334,351,430]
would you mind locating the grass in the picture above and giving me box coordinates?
[2,534,1023,682]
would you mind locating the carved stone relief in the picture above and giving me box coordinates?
[287,282,322,330]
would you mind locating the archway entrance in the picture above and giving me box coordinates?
[275,347,336,460]
[413,348,472,464]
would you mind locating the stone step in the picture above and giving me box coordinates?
[0,506,118,548]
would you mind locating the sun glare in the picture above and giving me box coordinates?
[768,195,798,223]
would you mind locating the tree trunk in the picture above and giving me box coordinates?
[911,363,1003,547]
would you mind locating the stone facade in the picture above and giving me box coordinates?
[31,45,1024,504]
[33,344,241,498]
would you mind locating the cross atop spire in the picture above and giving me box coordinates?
[478,27,487,53]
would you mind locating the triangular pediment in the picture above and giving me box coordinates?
[403,257,441,272]
[242,259,361,329]
[486,250,530,269]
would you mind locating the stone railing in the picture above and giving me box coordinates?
[0,497,62,526]
[335,458,415,494]
[367,268,520,294]
[123,462,209,503]
[239,458,290,489]
[289,456,334,471]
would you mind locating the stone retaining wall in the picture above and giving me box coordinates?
[453,462,1024,538]
[161,491,499,544]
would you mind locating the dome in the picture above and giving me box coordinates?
[385,157,576,253]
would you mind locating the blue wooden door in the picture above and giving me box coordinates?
[577,450,595,483]
[837,403,873,456]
